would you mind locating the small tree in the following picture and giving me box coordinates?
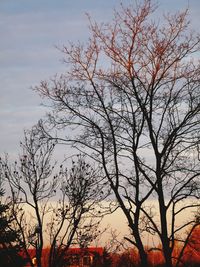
[47,155,107,267]
[2,126,58,267]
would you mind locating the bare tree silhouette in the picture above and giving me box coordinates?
[34,1,200,266]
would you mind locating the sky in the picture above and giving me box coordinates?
[0,0,200,160]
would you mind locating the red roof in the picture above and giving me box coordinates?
[66,247,104,256]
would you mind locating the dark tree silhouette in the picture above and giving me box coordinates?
[0,175,24,267]
[34,1,200,266]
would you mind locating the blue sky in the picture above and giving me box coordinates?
[0,0,199,159]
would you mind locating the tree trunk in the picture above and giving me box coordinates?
[158,189,173,267]
[134,229,148,267]
[163,245,172,267]
[138,245,148,267]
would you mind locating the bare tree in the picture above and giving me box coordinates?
[47,155,107,267]
[2,126,58,267]
[35,1,200,266]
[1,126,106,267]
